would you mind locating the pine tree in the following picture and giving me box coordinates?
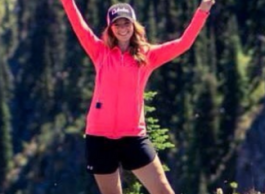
[0,50,13,193]
[124,91,174,194]
[2,0,265,193]
[0,0,15,190]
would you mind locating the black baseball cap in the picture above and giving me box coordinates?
[107,3,136,25]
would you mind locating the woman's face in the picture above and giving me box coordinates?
[111,18,134,43]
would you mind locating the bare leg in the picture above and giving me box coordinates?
[94,169,123,194]
[132,155,175,194]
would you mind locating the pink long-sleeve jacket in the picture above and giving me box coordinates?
[61,0,209,139]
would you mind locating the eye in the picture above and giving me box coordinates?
[124,21,131,26]
[112,20,132,28]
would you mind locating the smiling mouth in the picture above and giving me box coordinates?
[118,32,129,36]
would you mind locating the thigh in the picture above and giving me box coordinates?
[119,136,157,171]
[94,169,123,194]
[132,155,175,194]
[86,135,119,174]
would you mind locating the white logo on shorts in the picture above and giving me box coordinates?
[87,165,94,170]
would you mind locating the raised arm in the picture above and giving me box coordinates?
[61,0,104,64]
[148,0,215,70]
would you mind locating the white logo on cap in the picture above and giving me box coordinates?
[111,7,130,15]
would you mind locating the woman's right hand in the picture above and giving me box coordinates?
[199,0,215,12]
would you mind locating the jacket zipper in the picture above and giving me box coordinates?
[114,52,124,135]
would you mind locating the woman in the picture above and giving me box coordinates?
[61,0,215,194]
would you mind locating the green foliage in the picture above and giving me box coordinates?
[0,0,265,193]
[216,182,265,194]
[145,92,175,151]
[0,99,13,188]
[123,175,144,194]
[124,91,174,194]
[0,0,15,189]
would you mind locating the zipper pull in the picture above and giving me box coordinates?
[96,101,102,109]
[121,53,124,65]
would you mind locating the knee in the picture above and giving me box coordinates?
[153,183,175,194]
[155,189,175,194]
[162,188,175,194]
[162,182,175,194]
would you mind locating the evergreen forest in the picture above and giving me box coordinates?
[0,0,265,193]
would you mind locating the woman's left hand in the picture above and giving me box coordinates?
[199,0,215,12]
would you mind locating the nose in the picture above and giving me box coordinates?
[113,22,131,30]
[116,24,127,29]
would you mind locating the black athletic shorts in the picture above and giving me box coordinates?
[85,134,157,174]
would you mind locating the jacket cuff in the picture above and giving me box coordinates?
[196,8,210,17]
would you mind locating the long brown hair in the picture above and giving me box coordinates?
[102,21,150,66]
